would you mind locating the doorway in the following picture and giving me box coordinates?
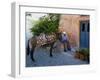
[80,21,90,48]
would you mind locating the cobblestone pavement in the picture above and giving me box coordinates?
[26,47,89,67]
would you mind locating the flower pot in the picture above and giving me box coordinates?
[79,53,85,60]
[74,52,80,59]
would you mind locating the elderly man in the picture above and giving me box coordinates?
[61,32,71,52]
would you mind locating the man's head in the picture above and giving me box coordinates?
[63,32,66,34]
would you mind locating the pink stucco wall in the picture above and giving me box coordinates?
[59,14,90,48]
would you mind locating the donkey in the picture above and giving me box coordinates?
[26,32,71,62]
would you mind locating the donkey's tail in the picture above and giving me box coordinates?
[26,39,30,55]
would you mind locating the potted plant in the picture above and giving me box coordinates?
[74,48,89,62]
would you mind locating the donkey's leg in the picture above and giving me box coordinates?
[50,42,55,57]
[30,47,35,62]
[26,40,30,55]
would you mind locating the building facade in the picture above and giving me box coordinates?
[59,14,90,48]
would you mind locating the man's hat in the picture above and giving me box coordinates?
[63,32,66,34]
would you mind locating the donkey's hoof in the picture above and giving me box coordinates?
[64,49,67,52]
[50,55,53,57]
[31,59,35,62]
[27,53,29,56]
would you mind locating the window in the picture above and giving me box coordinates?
[82,23,85,32]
